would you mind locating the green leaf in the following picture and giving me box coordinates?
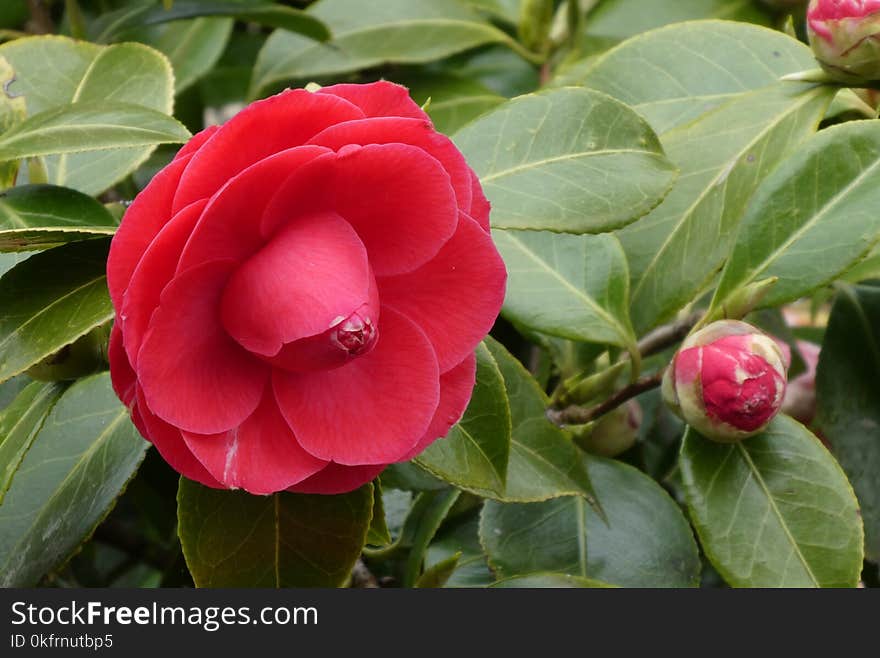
[816,285,880,562]
[93,0,330,44]
[622,83,832,333]
[0,373,147,586]
[0,239,114,384]
[585,0,771,43]
[0,381,64,503]
[425,514,494,587]
[490,573,615,588]
[0,184,117,252]
[843,243,880,283]
[252,0,520,95]
[494,231,636,353]
[178,479,373,587]
[0,101,190,162]
[396,72,504,135]
[0,37,176,194]
[455,87,677,233]
[464,0,520,24]
[680,416,864,588]
[416,343,511,497]
[484,337,597,503]
[480,455,700,587]
[415,552,461,588]
[712,121,880,315]
[366,479,391,547]
[135,18,234,95]
[0,55,25,188]
[402,489,461,587]
[583,21,816,134]
[579,22,835,332]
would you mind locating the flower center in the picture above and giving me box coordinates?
[329,311,378,356]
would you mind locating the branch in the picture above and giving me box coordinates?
[636,311,703,359]
[26,0,54,35]
[548,370,664,426]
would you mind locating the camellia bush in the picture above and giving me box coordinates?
[0,0,878,589]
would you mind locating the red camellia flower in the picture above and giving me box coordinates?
[662,320,788,443]
[107,82,507,495]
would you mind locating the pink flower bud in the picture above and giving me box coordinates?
[807,0,880,83]
[781,340,821,425]
[662,320,788,443]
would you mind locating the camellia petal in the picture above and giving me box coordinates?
[273,308,440,464]
[287,463,386,495]
[176,146,331,272]
[263,144,458,277]
[319,80,429,121]
[138,261,269,434]
[121,199,207,367]
[173,124,220,162]
[397,353,477,462]
[308,117,472,212]
[107,154,191,310]
[136,389,223,489]
[468,170,491,232]
[108,323,137,408]
[379,215,506,372]
[172,89,365,212]
[183,393,328,495]
[220,212,375,357]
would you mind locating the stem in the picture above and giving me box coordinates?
[636,311,704,359]
[551,311,701,407]
[548,370,665,426]
[26,0,53,35]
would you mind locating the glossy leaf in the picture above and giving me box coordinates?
[366,479,392,547]
[626,84,832,332]
[93,1,330,43]
[0,381,64,503]
[0,55,25,188]
[425,514,494,587]
[484,337,597,503]
[680,416,864,588]
[582,20,810,134]
[252,0,518,95]
[402,489,461,587]
[0,101,190,162]
[0,239,114,384]
[494,230,636,352]
[0,37,176,194]
[178,480,373,587]
[0,373,147,586]
[464,0,519,24]
[585,0,771,43]
[415,552,461,588]
[713,121,880,314]
[490,573,615,588]
[0,184,117,252]
[136,18,234,95]
[481,455,701,587]
[817,285,880,561]
[455,87,677,233]
[417,343,511,497]
[398,72,504,135]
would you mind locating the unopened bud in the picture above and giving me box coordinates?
[807,0,880,84]
[662,320,788,443]
[576,400,642,458]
